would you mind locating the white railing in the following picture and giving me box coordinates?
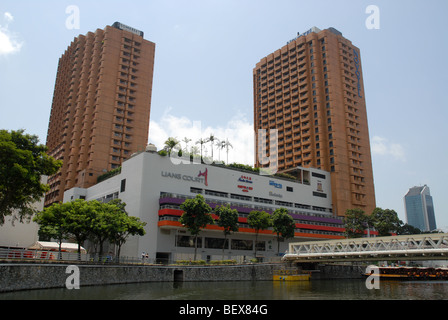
[0,247,143,264]
[283,233,448,262]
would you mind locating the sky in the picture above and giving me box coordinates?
[1,0,447,230]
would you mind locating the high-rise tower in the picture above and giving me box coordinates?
[253,27,375,216]
[404,185,437,232]
[45,22,155,206]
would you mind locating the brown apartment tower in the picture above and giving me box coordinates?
[253,27,375,217]
[44,22,155,206]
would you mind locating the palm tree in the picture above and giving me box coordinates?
[195,138,207,160]
[182,137,192,154]
[223,138,233,164]
[164,137,180,156]
[190,145,200,157]
[207,134,218,161]
[215,138,223,162]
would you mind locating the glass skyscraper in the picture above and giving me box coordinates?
[404,185,437,232]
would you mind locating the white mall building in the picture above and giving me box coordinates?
[64,147,344,263]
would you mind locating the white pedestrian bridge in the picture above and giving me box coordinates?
[282,233,448,263]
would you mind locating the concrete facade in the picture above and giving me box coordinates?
[0,177,46,248]
[64,149,345,263]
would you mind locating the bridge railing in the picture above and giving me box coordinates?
[283,233,448,262]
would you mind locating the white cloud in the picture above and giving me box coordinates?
[4,12,13,23]
[148,108,255,165]
[371,136,405,161]
[0,12,23,56]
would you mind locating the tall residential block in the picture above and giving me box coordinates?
[45,22,155,206]
[253,27,375,216]
[404,185,437,232]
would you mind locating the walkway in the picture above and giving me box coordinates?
[282,233,448,263]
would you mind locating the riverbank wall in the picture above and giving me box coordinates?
[0,261,366,293]
[312,264,365,280]
[0,262,276,293]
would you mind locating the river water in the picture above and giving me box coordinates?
[1,279,447,300]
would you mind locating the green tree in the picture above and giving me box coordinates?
[34,199,146,261]
[207,133,218,160]
[271,208,296,255]
[107,199,146,261]
[85,200,113,258]
[111,215,146,261]
[0,129,62,225]
[222,138,233,164]
[399,223,422,235]
[371,207,403,236]
[64,200,93,256]
[182,137,192,153]
[33,202,71,259]
[343,208,371,238]
[214,204,239,258]
[163,137,180,156]
[195,138,207,161]
[180,194,214,260]
[247,210,272,260]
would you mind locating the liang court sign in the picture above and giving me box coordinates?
[161,168,208,186]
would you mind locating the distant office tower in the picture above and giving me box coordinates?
[404,185,437,232]
[253,27,375,216]
[45,22,156,206]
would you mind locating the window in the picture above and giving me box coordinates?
[312,172,326,179]
[205,238,228,249]
[120,179,126,192]
[256,241,266,251]
[176,235,202,248]
[190,187,202,194]
[313,191,327,198]
[205,189,228,198]
[231,239,253,251]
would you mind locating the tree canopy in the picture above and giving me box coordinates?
[343,208,370,238]
[214,204,239,257]
[33,199,146,260]
[163,137,181,156]
[271,208,296,255]
[371,207,403,236]
[179,194,214,260]
[0,129,62,225]
[343,207,409,238]
[247,210,272,259]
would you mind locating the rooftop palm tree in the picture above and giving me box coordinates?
[223,138,233,164]
[182,137,192,153]
[216,139,224,163]
[207,134,218,161]
[164,137,180,156]
[195,138,207,161]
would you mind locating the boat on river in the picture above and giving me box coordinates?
[273,269,310,281]
[364,266,448,280]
